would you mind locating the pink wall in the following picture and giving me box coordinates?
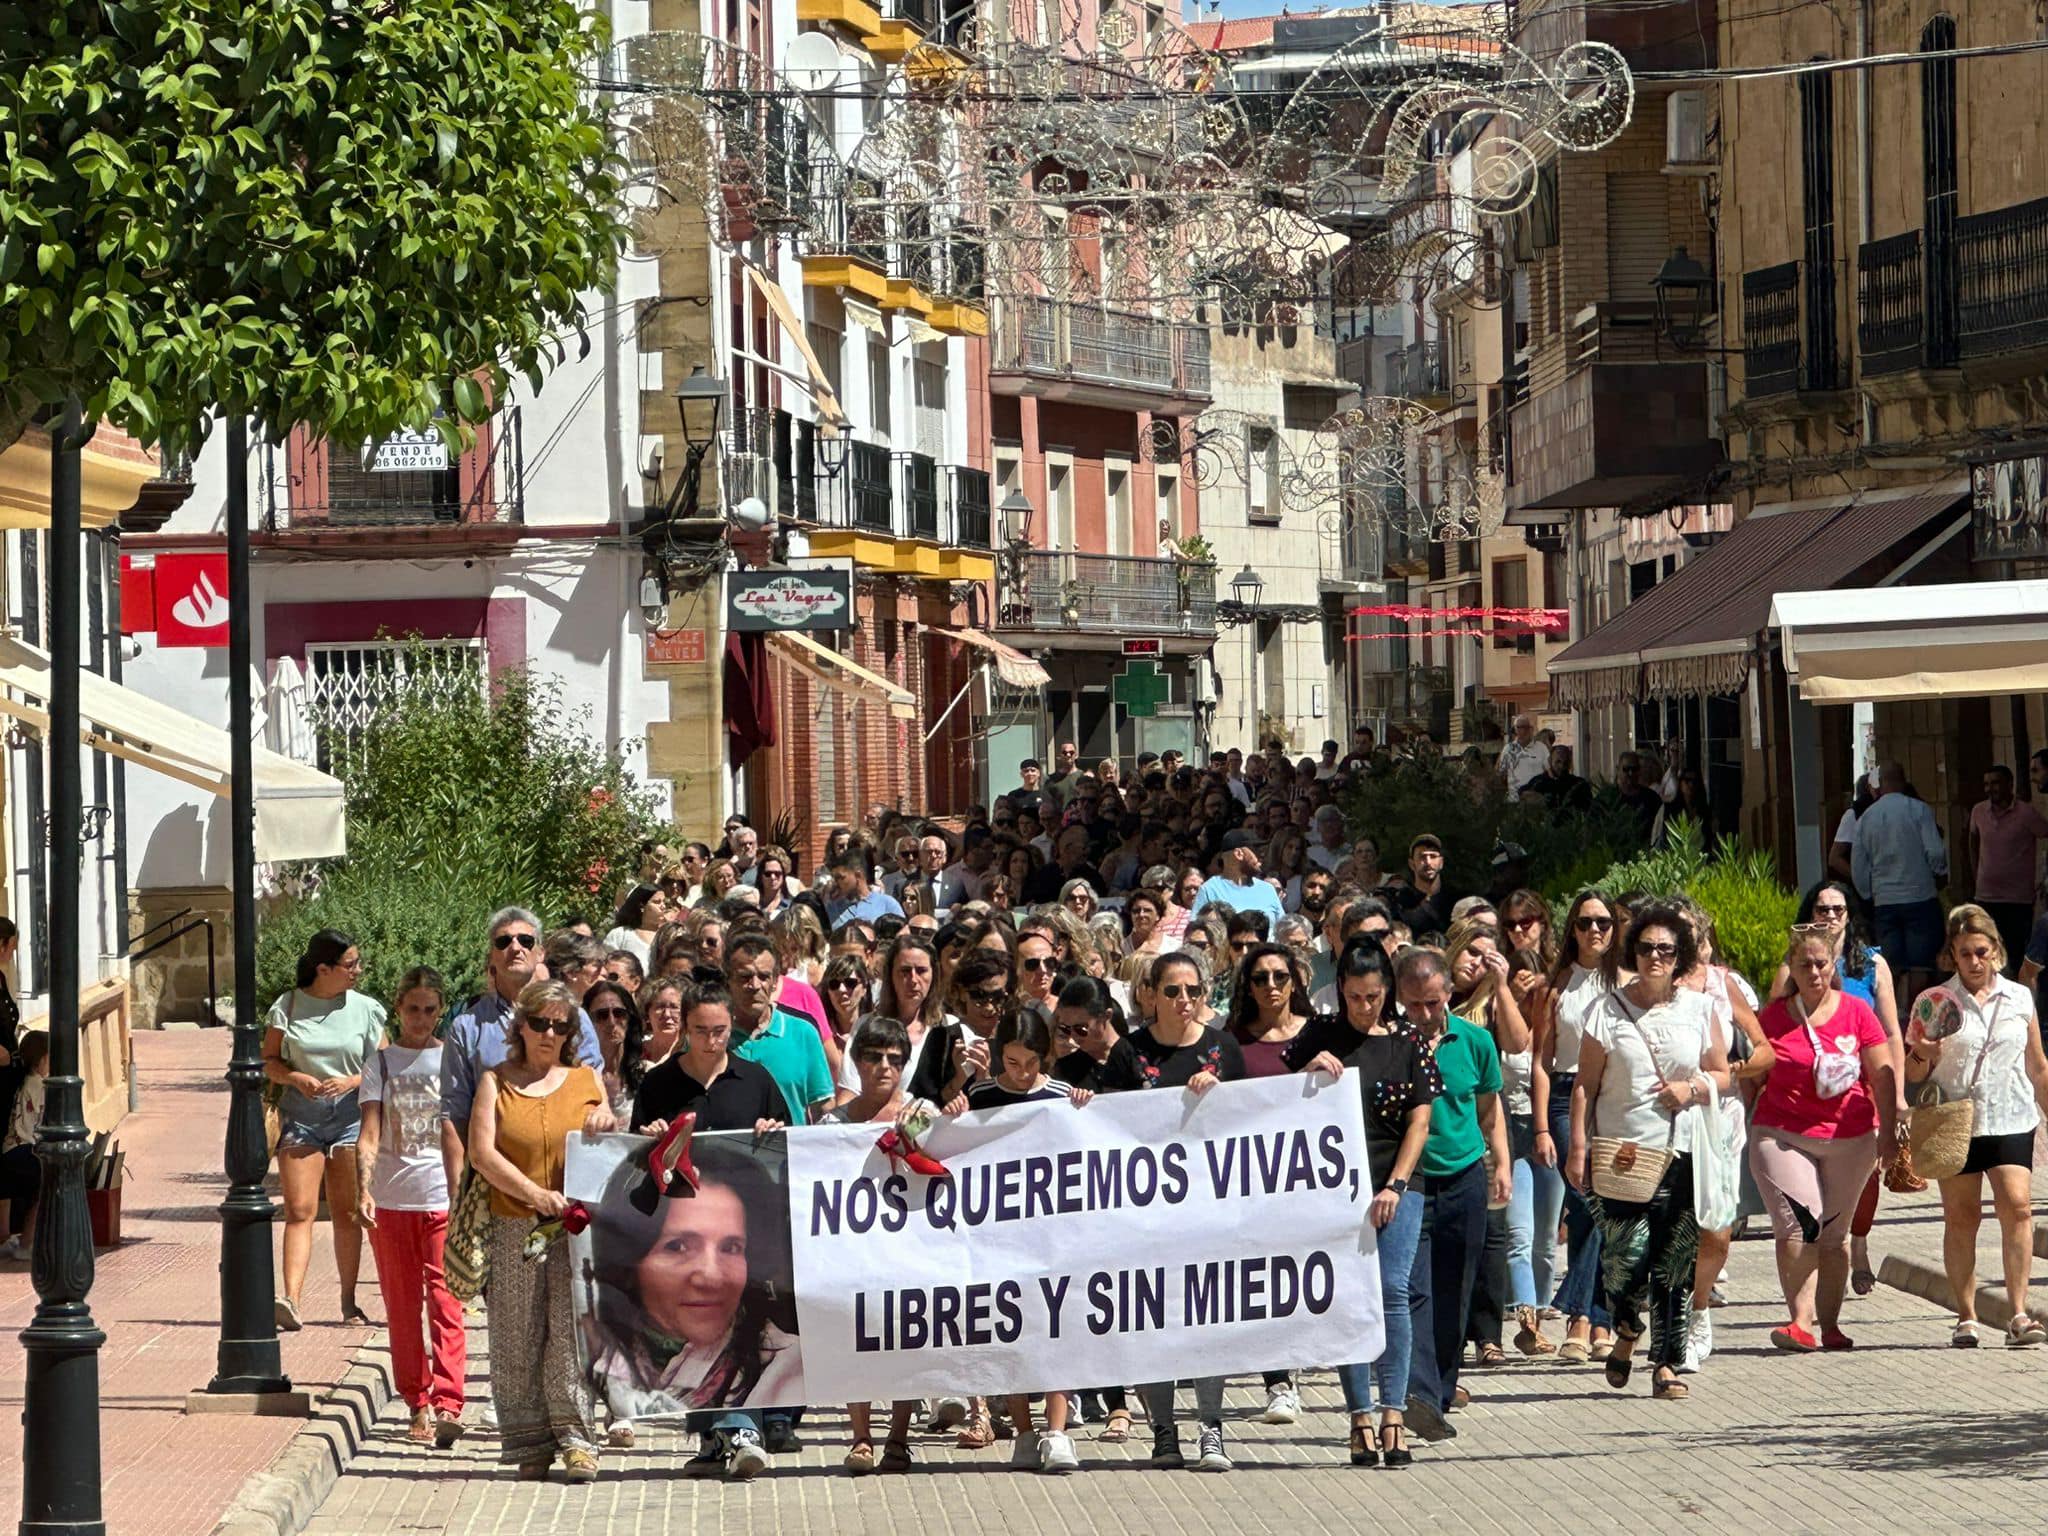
[262,597,527,674]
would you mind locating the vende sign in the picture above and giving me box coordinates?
[728,566,853,633]
[155,552,231,648]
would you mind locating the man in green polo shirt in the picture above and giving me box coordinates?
[1396,947,1511,1444]
[723,936,834,1125]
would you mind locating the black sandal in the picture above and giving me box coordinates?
[879,1439,914,1473]
[1604,1335,1638,1390]
[1378,1422,1412,1469]
[1349,1421,1377,1466]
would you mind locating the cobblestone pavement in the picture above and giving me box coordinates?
[306,1185,2048,1536]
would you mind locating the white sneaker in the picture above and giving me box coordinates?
[1038,1429,1079,1474]
[727,1428,769,1481]
[1258,1384,1301,1424]
[1010,1429,1042,1469]
[1680,1307,1712,1374]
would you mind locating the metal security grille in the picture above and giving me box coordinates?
[305,639,485,772]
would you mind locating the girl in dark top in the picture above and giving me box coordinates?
[1051,976,1139,1095]
[1297,939,1437,1466]
[908,951,1006,1109]
[1131,950,1242,1471]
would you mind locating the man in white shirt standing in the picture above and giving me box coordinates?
[1496,714,1548,802]
[1852,761,1950,993]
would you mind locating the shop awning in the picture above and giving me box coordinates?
[1548,484,1966,709]
[1772,580,2048,702]
[930,625,1051,690]
[767,630,916,719]
[0,635,346,861]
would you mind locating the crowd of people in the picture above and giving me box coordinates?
[255,730,2048,1484]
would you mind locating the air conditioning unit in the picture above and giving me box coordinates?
[1665,90,1711,173]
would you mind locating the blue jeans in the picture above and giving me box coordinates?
[1338,1189,1423,1416]
[1405,1155,1488,1413]
[1508,1111,1566,1309]
[687,1409,760,1452]
[1874,897,1943,972]
[1548,1074,1609,1327]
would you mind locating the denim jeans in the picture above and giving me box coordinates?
[1404,1155,1487,1413]
[1548,1074,1609,1327]
[1338,1189,1422,1416]
[1139,1376,1225,1427]
[686,1408,761,1452]
[1508,1110,1565,1309]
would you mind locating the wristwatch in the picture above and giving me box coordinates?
[1387,1177,1410,1196]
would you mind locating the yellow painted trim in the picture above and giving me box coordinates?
[905,46,973,89]
[806,528,996,583]
[879,279,935,316]
[796,0,883,37]
[801,254,891,306]
[928,301,989,337]
[0,435,140,530]
[866,19,925,59]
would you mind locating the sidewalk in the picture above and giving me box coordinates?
[0,1031,377,1536]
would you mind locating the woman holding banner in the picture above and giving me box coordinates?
[1295,939,1436,1466]
[1129,949,1245,1473]
[467,979,617,1482]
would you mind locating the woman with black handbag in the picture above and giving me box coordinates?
[1567,903,1731,1401]
[1906,904,2048,1348]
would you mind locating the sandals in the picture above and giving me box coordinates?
[405,1408,435,1445]
[1100,1408,1133,1443]
[1604,1334,1638,1390]
[341,1299,372,1326]
[1557,1330,1592,1364]
[1378,1422,1413,1469]
[1348,1422,1375,1467]
[1588,1335,1615,1362]
[1474,1341,1507,1368]
[1651,1369,1689,1401]
[879,1440,914,1473]
[2007,1313,2047,1348]
[955,1403,995,1449]
[1953,1320,1983,1349]
[844,1442,877,1476]
[1514,1306,1557,1356]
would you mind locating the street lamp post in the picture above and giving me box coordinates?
[1651,247,1715,350]
[1229,563,1264,744]
[19,400,108,1536]
[207,421,291,1400]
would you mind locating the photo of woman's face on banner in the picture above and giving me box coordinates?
[566,1130,805,1414]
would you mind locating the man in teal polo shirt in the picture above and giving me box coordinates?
[1396,947,1511,1444]
[723,935,834,1125]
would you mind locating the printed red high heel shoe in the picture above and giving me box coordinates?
[877,1101,949,1177]
[650,1113,700,1195]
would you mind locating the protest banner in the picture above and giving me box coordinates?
[563,1072,1380,1413]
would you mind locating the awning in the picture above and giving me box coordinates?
[1772,579,2048,702]
[1548,484,1966,709]
[740,260,848,426]
[767,630,916,719]
[0,635,346,860]
[930,625,1051,690]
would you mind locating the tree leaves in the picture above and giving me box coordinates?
[0,0,628,457]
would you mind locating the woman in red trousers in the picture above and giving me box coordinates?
[357,967,468,1446]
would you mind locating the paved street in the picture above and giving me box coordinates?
[306,1186,2048,1536]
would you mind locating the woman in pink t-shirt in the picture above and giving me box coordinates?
[1749,928,1900,1352]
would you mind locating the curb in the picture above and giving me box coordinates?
[209,1335,397,1536]
[1878,1253,2020,1331]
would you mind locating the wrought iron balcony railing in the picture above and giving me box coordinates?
[266,408,524,530]
[1857,231,1924,376]
[1742,261,1802,398]
[993,295,1211,402]
[1958,194,2048,361]
[995,550,1216,636]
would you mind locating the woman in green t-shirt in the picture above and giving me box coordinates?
[262,928,387,1331]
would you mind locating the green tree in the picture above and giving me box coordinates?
[0,0,625,455]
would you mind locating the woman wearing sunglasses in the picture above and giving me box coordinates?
[1223,942,1314,1425]
[819,953,873,1103]
[585,981,646,1121]
[1567,903,1732,1400]
[755,846,795,921]
[1059,877,1100,924]
[1531,891,1622,1363]
[1770,879,1908,1295]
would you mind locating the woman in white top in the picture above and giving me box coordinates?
[1905,904,2048,1348]
[1531,890,1623,1363]
[602,884,671,970]
[1568,902,1731,1400]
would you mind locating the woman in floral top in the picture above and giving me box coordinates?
[1296,940,1438,1468]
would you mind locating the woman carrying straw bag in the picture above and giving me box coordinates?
[1567,902,1732,1401]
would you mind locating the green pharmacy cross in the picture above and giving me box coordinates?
[1112,660,1170,718]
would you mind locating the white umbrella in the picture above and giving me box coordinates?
[263,655,315,763]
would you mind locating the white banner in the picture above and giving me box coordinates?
[563,1073,1381,1413]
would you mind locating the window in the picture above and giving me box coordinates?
[1105,461,1131,557]
[867,334,893,439]
[1798,66,1840,388]
[807,322,844,399]
[1922,16,1959,367]
[1048,459,1075,549]
[912,353,946,460]
[1492,557,1531,651]
[1247,426,1279,523]
[1283,384,1345,431]
[306,639,485,773]
[1155,470,1178,544]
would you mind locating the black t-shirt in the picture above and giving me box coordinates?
[966,1077,1072,1110]
[628,1055,791,1134]
[1123,1023,1246,1090]
[1530,771,1592,813]
[1282,1011,1375,1074]
[1006,788,1049,821]
[1617,784,1662,838]
[1395,883,1453,937]
[1053,1038,1140,1093]
[1340,1022,1441,1189]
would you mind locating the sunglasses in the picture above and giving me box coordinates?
[1811,904,1849,918]
[590,1006,629,1023]
[1635,941,1678,960]
[1230,939,1254,952]
[857,1049,908,1068]
[829,976,868,991]
[1021,956,1055,973]
[1055,1022,1092,1040]
[965,986,1007,1005]
[1509,915,1544,929]
[1159,983,1200,1001]
[494,932,538,951]
[1249,969,1292,987]
[525,1015,574,1035]
[1573,916,1614,932]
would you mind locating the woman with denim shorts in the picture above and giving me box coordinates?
[263,928,386,1330]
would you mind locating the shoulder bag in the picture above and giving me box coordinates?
[1907,991,2001,1182]
[1587,995,1679,1204]
[444,1167,494,1302]
[262,992,294,1164]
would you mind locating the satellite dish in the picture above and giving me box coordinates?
[784,33,848,96]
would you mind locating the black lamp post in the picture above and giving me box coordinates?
[19,400,108,1536]
[1227,563,1264,747]
[207,420,291,1402]
[997,489,1035,608]
[1651,246,1715,349]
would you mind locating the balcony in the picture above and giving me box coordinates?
[1741,260,1843,400]
[995,551,1217,641]
[1506,306,1719,512]
[1388,339,1448,405]
[1857,231,1927,377]
[1336,335,1375,391]
[799,161,891,305]
[1958,194,2048,364]
[264,409,524,537]
[992,295,1212,410]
